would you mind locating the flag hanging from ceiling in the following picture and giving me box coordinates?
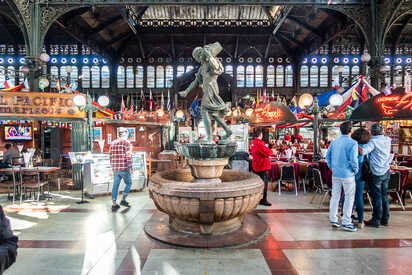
[149,89,153,111]
[140,89,145,110]
[167,89,171,112]
[56,79,61,92]
[161,91,164,110]
[256,89,259,108]
[190,96,200,118]
[121,95,125,114]
[383,83,392,96]
[3,76,9,89]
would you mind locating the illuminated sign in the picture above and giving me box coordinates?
[375,94,412,116]
[0,92,85,119]
[254,105,282,123]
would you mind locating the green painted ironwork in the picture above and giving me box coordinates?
[71,121,89,189]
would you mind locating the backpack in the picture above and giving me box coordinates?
[360,155,373,181]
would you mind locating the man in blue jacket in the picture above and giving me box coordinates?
[326,121,359,232]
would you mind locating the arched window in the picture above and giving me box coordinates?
[126,66,134,88]
[394,65,403,87]
[135,66,144,88]
[177,65,185,77]
[91,66,100,88]
[18,66,25,84]
[310,66,318,87]
[237,65,245,87]
[71,66,78,87]
[267,65,275,87]
[81,66,90,88]
[156,65,165,88]
[384,66,391,86]
[331,65,339,87]
[147,65,155,88]
[319,66,328,87]
[7,66,15,87]
[255,65,263,87]
[285,65,293,87]
[225,65,233,77]
[117,66,125,88]
[186,65,194,73]
[0,66,5,88]
[351,65,360,85]
[165,65,173,88]
[50,66,59,88]
[342,65,350,88]
[60,66,67,86]
[101,66,110,88]
[246,65,254,87]
[300,65,308,87]
[276,65,284,87]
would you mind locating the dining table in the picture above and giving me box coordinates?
[269,160,315,182]
[0,166,60,173]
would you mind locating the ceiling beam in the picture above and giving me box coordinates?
[395,15,412,47]
[277,31,306,49]
[287,15,324,38]
[55,19,115,61]
[86,15,123,37]
[264,35,272,59]
[40,0,366,6]
[104,32,133,49]
[271,6,293,36]
[234,36,239,59]
[171,36,176,59]
[138,35,146,59]
[273,35,294,57]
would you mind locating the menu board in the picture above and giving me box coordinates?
[84,152,147,195]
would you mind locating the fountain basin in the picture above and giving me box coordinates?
[149,169,263,235]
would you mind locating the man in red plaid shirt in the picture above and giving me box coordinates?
[109,127,133,210]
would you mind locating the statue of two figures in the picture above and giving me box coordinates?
[179,42,232,144]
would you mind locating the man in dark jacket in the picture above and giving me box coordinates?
[0,205,18,274]
[251,128,274,206]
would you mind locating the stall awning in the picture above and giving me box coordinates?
[351,93,412,121]
[250,102,297,126]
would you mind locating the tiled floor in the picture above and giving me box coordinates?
[2,189,412,275]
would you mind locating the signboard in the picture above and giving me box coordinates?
[0,92,85,119]
[251,102,297,126]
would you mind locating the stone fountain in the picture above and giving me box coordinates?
[144,42,268,247]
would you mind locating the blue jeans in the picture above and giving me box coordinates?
[369,171,390,224]
[354,180,365,222]
[112,170,132,201]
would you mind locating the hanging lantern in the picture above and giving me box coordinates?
[298,93,313,110]
[176,110,184,120]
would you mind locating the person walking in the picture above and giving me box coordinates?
[109,127,133,210]
[326,121,359,232]
[350,128,372,229]
[360,123,392,227]
[251,128,273,206]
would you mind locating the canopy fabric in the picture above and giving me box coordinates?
[350,93,412,121]
[251,102,297,126]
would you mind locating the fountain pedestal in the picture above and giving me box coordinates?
[145,143,268,247]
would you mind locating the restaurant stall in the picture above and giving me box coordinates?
[351,92,412,205]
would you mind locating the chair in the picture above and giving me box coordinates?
[388,171,405,210]
[303,164,317,192]
[311,168,331,208]
[20,167,49,202]
[278,165,298,196]
[0,166,21,204]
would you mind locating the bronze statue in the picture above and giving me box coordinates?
[179,42,232,144]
